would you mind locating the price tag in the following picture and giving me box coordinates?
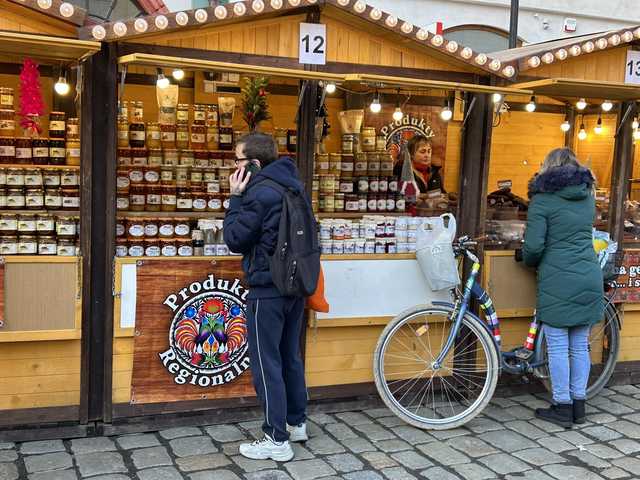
[299,23,326,65]
[625,51,640,84]
[498,180,512,190]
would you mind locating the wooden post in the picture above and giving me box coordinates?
[564,107,576,149]
[609,100,637,244]
[79,43,118,425]
[296,80,318,196]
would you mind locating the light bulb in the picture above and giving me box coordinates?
[576,98,587,110]
[370,95,381,114]
[560,120,571,132]
[172,69,185,81]
[595,117,603,135]
[54,75,70,95]
[325,82,336,94]
[392,107,403,122]
[601,100,613,112]
[157,73,170,89]
[440,104,453,121]
[525,96,536,113]
[633,117,639,130]
[578,124,587,140]
[492,93,502,104]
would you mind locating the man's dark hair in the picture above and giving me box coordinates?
[237,132,279,167]
[406,135,431,157]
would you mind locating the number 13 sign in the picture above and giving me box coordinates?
[625,51,640,84]
[299,23,326,65]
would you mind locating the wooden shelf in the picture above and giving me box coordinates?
[0,164,80,170]
[117,211,224,219]
[0,210,80,216]
[315,212,408,219]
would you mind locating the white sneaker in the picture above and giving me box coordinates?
[287,422,309,442]
[239,435,294,462]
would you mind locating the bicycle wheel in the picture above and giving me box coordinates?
[538,301,620,399]
[373,305,500,430]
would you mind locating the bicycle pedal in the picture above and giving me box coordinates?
[514,347,534,361]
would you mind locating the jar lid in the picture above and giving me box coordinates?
[50,111,65,116]
[39,235,56,240]
[57,216,75,220]
[0,109,14,113]
[19,235,37,239]
[18,213,36,218]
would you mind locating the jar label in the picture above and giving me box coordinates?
[67,148,81,158]
[277,137,287,146]
[146,246,161,257]
[177,131,189,142]
[396,198,406,211]
[26,195,44,207]
[175,224,189,236]
[115,245,128,257]
[193,199,207,210]
[358,180,369,192]
[25,175,42,185]
[162,131,176,142]
[178,246,193,256]
[116,197,129,209]
[57,246,76,256]
[341,162,354,172]
[18,242,37,254]
[34,147,48,157]
[0,120,15,131]
[207,182,220,193]
[207,132,219,143]
[38,220,55,231]
[7,195,25,207]
[63,196,80,208]
[118,130,129,140]
[386,199,395,210]
[145,171,160,183]
[377,199,387,210]
[339,182,354,193]
[0,94,12,106]
[129,170,144,182]
[116,224,125,236]
[39,243,56,255]
[128,225,144,237]
[355,162,367,172]
[130,131,145,141]
[367,199,377,210]
[379,180,388,192]
[219,134,232,144]
[129,194,145,206]
[176,199,193,209]
[7,175,23,185]
[67,124,79,136]
[389,180,398,192]
[161,171,174,181]
[62,174,79,186]
[380,161,394,171]
[46,195,63,207]
[194,111,206,122]
[132,157,147,166]
[50,147,66,157]
[346,200,359,211]
[0,146,15,156]
[362,136,375,146]
[146,194,161,204]
[148,156,163,166]
[0,219,17,230]
[368,161,380,171]
[16,148,32,159]
[129,246,144,257]
[191,133,205,144]
[161,195,177,205]
[148,131,161,140]
[159,225,174,236]
[117,176,130,189]
[49,120,65,131]
[144,224,158,237]
[177,111,189,122]
[208,198,222,210]
[162,245,177,256]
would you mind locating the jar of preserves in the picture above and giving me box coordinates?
[159,219,174,237]
[218,167,232,192]
[61,168,79,187]
[129,121,145,148]
[202,167,216,183]
[128,166,144,185]
[15,137,32,163]
[206,180,220,194]
[329,154,341,176]
[132,101,144,122]
[335,193,345,212]
[49,139,66,165]
[163,149,179,166]
[176,188,192,211]
[341,154,354,179]
[161,124,176,149]
[209,153,223,168]
[174,218,190,238]
[115,217,124,237]
[148,149,163,167]
[192,189,207,212]
[287,129,297,153]
[207,192,222,212]
[0,188,6,209]
[206,126,219,150]
[0,168,6,187]
[66,140,81,166]
[116,168,130,192]
[0,214,17,234]
[144,165,160,184]
[179,149,195,167]
[177,104,190,124]
[115,237,128,257]
[367,152,380,176]
[128,185,145,212]
[357,176,369,193]
[160,165,174,184]
[386,195,396,212]
[17,214,37,233]
[144,238,161,257]
[190,167,203,185]
[125,218,144,238]
[48,112,66,139]
[218,127,233,150]
[367,194,378,212]
[361,127,376,152]
[193,104,206,126]
[0,109,15,137]
[45,188,62,209]
[376,134,387,152]
[0,88,14,108]
[339,180,354,194]
[116,194,129,211]
[175,165,189,185]
[144,218,158,237]
[369,177,379,193]
[0,137,15,163]
[378,177,389,193]
[389,177,399,193]
[194,150,209,168]
[25,188,44,210]
[322,194,335,213]
[61,187,80,210]
[161,186,177,212]
[57,238,76,256]
[128,238,144,257]
[206,105,218,126]
[36,214,55,234]
[0,235,17,255]
[316,154,329,174]
[117,116,129,148]
[377,195,387,212]
[176,123,189,149]
[177,238,193,256]
[66,118,80,140]
[131,148,147,166]
[161,237,177,256]
[380,153,394,176]
[395,194,405,212]
[274,128,287,153]
[6,168,24,186]
[18,235,37,255]
[345,194,359,212]
[38,235,57,255]
[145,185,161,211]
[117,148,131,166]
[146,122,161,148]
[32,138,49,165]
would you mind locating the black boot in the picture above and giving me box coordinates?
[573,399,586,424]
[535,403,573,428]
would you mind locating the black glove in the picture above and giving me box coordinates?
[514,248,523,262]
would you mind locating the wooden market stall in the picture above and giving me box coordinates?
[0,0,102,437]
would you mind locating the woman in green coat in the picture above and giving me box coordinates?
[523,147,604,428]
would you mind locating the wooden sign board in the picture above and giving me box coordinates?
[131,259,254,404]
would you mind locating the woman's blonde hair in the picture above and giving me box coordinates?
[539,147,580,174]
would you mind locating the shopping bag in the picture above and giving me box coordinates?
[593,229,619,282]
[416,213,460,291]
[306,265,330,313]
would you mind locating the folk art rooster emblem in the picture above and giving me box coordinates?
[173,298,247,368]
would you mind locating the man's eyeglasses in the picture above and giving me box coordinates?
[234,157,250,166]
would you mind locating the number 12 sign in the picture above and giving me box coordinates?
[625,51,640,84]
[299,23,326,65]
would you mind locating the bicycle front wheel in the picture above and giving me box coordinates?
[373,305,500,430]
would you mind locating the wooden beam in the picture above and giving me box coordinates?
[609,100,637,244]
[564,107,576,149]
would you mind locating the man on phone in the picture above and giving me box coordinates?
[223,133,309,462]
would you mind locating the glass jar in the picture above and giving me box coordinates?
[57,238,76,256]
[117,116,130,148]
[0,109,15,137]
[193,104,206,126]
[176,188,193,211]
[131,148,147,166]
[177,104,190,124]
[177,238,193,257]
[38,235,57,255]
[129,121,145,148]
[379,177,389,193]
[0,235,17,255]
[132,101,144,122]
[32,138,49,165]
[369,177,379,193]
[25,188,44,210]
[207,193,222,212]
[66,140,81,166]
[146,122,161,149]
[389,177,399,193]
[66,118,80,140]
[345,194,359,212]
[176,123,189,149]
[18,235,37,255]
[145,185,162,212]
[275,128,287,153]
[36,214,55,234]
[361,127,376,152]
[206,105,218,126]
[161,165,174,184]
[206,126,219,150]
[379,153,394,176]
[192,189,207,212]
[367,152,380,176]
[61,169,79,187]
[329,154,341,176]
[45,188,62,209]
[144,165,160,185]
[163,149,179,166]
[341,154,354,179]
[61,187,80,210]
[128,238,144,257]
[6,168,24,186]
[376,134,387,152]
[145,238,161,257]
[190,167,203,185]
[0,188,6,208]
[117,148,132,166]
[0,214,17,235]
[0,137,15,163]
[0,88,14,108]
[115,237,128,257]
[126,218,144,238]
[179,150,195,167]
[316,154,329,174]
[175,166,189,185]
[148,149,163,167]
[161,186,177,212]
[48,112,66,139]
[209,153,223,168]
[128,166,144,185]
[174,218,190,237]
[128,185,145,212]
[357,176,369,193]
[218,127,233,151]
[144,218,159,237]
[17,214,37,233]
[160,237,177,257]
[159,219,174,238]
[116,168,130,192]
[116,193,129,211]
[287,129,297,152]
[194,150,209,168]
[15,137,32,163]
[49,139,66,165]
[206,180,220,194]
[335,193,345,212]
[161,123,176,149]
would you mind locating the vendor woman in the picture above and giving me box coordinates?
[393,135,445,193]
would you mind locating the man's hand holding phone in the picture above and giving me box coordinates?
[230,167,252,196]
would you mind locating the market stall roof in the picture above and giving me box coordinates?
[490,26,640,74]
[79,0,517,79]
[510,78,640,102]
[0,31,101,61]
[5,0,87,27]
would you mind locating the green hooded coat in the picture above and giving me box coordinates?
[523,164,604,328]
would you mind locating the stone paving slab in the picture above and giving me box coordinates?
[9,385,640,479]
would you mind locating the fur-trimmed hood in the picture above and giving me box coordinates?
[528,164,595,200]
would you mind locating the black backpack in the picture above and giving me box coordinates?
[258,179,321,297]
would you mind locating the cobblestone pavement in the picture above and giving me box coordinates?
[7,385,640,479]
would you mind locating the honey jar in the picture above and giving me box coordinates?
[176,188,193,211]
[32,138,49,165]
[177,104,189,124]
[45,188,62,209]
[361,127,376,152]
[38,235,57,255]
[161,124,176,149]
[145,185,162,212]
[61,187,80,210]
[160,165,174,184]
[161,237,177,256]
[131,148,147,166]
[207,193,223,212]
[367,152,380,176]
[48,112,66,139]
[6,188,25,209]
[128,166,144,185]
[57,238,76,256]
[18,235,37,255]
[146,122,161,149]
[192,189,207,212]
[66,140,81,166]
[116,168,130,192]
[158,219,174,237]
[0,137,15,163]
[275,128,287,153]
[49,139,66,166]
[61,168,79,187]
[206,105,218,126]
[161,186,177,212]
[117,116,129,148]
[329,154,341,176]
[15,137,32,163]
[177,238,193,257]
[129,121,145,148]
[148,149,163,167]
[128,238,144,257]
[25,188,44,210]
[174,218,190,237]
[193,105,206,125]
[176,123,189,149]
[128,185,145,211]
[163,149,179,166]
[145,238,161,257]
[36,214,55,234]
[0,109,15,137]
[316,154,329,174]
[115,237,128,257]
[144,218,158,237]
[218,127,233,151]
[194,150,209,168]
[0,88,14,108]
[179,150,195,167]
[66,118,80,140]
[206,126,219,150]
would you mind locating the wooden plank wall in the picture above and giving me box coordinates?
[620,307,640,362]
[0,340,81,409]
[527,47,629,82]
[0,1,76,37]
[575,114,617,189]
